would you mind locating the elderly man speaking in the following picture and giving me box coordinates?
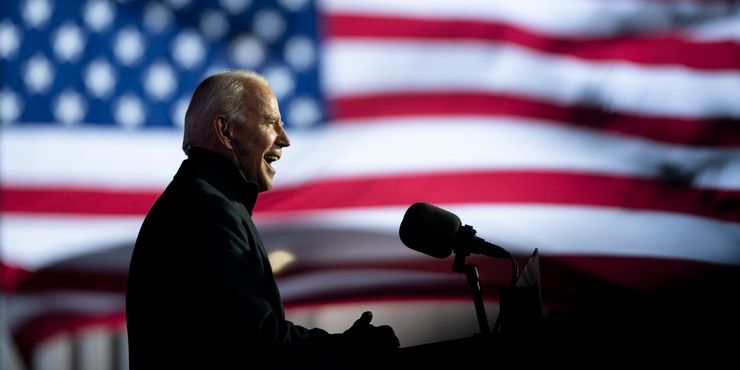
[126,70,399,370]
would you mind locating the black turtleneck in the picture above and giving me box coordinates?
[184,146,259,214]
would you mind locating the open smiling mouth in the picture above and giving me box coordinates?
[264,154,280,170]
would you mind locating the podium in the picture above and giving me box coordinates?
[392,249,543,367]
[497,248,542,335]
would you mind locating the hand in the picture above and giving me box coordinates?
[343,311,400,350]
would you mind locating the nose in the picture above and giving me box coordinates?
[276,122,291,148]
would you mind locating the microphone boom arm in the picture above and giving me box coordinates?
[457,225,519,285]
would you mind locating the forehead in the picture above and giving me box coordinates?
[243,80,280,118]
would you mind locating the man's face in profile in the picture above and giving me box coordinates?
[230,82,291,192]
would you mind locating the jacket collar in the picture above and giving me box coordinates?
[185,147,259,214]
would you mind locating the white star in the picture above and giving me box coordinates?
[231,35,264,68]
[172,30,205,69]
[53,89,87,125]
[284,36,315,71]
[263,65,294,99]
[277,0,309,12]
[144,61,177,100]
[143,2,173,34]
[0,89,23,124]
[253,9,285,43]
[22,0,53,29]
[114,27,145,66]
[288,97,321,128]
[220,0,251,15]
[53,22,86,62]
[0,21,21,59]
[172,97,189,127]
[114,94,146,129]
[84,58,117,98]
[200,10,229,40]
[84,0,115,32]
[23,54,55,94]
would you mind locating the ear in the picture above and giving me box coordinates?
[212,116,234,150]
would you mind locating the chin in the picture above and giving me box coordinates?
[257,179,273,192]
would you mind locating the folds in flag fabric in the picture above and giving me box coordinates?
[1,0,739,366]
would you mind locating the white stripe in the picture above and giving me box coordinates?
[321,0,736,40]
[3,122,739,190]
[0,126,185,188]
[278,269,455,301]
[689,14,740,42]
[0,215,143,269]
[323,40,740,119]
[254,205,740,266]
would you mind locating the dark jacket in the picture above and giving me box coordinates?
[126,147,335,369]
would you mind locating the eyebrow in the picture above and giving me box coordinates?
[265,115,281,124]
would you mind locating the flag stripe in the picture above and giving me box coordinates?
[5,125,738,190]
[331,92,740,147]
[0,128,184,188]
[254,205,740,266]
[326,14,740,70]
[324,40,740,119]
[6,292,126,332]
[6,205,738,269]
[4,255,738,316]
[259,171,740,222]
[1,214,143,269]
[1,187,158,215]
[3,171,739,222]
[321,0,739,40]
[5,254,736,301]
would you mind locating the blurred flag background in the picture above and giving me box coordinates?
[2,0,739,368]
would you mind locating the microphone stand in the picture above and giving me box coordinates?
[452,239,490,337]
[452,225,519,337]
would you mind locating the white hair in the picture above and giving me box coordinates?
[182,70,268,154]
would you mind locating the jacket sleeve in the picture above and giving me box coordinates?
[186,192,335,361]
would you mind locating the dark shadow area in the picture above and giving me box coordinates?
[13,243,133,292]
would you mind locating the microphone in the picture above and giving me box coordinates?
[399,202,510,259]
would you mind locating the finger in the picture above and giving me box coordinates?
[358,311,373,326]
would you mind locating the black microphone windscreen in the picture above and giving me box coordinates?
[399,202,461,258]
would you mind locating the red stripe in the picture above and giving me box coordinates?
[331,92,740,147]
[257,171,740,223]
[0,262,128,293]
[3,171,739,222]
[326,14,740,70]
[0,262,33,292]
[0,186,159,215]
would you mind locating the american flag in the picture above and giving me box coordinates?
[2,0,739,367]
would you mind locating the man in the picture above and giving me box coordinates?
[126,70,399,369]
